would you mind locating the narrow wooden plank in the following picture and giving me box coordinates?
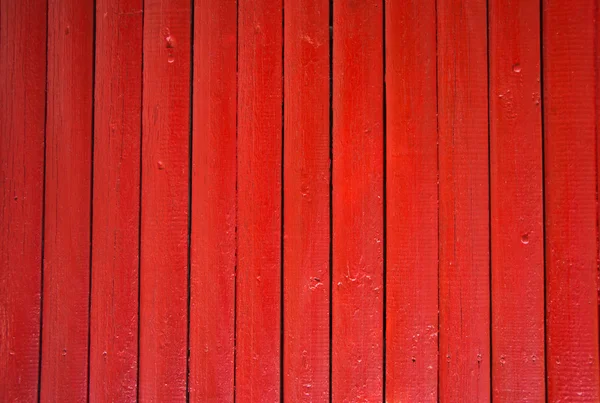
[139,0,191,400]
[0,0,46,400]
[41,0,94,400]
[236,0,282,400]
[89,0,143,401]
[189,0,236,400]
[543,1,600,400]
[437,0,490,401]
[489,0,544,400]
[283,0,330,400]
[385,0,438,401]
[332,0,383,401]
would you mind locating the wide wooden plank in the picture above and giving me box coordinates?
[332,1,383,401]
[489,0,544,401]
[139,0,191,400]
[385,0,438,401]
[283,0,330,400]
[189,0,236,401]
[89,0,143,401]
[236,0,283,400]
[41,0,94,400]
[437,0,490,401]
[543,1,600,400]
[0,0,46,400]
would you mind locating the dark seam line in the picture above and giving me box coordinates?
[280,1,285,400]
[233,0,239,399]
[136,0,145,399]
[37,0,51,399]
[486,0,493,400]
[328,0,334,401]
[435,0,441,400]
[87,0,97,400]
[539,1,548,400]
[185,0,194,401]
[381,0,387,400]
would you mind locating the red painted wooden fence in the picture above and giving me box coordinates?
[2,0,600,402]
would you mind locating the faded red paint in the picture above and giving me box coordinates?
[189,0,237,400]
[332,0,384,401]
[283,0,330,401]
[385,0,438,401]
[139,0,191,400]
[437,0,490,401]
[489,0,545,400]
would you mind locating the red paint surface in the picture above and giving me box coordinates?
[0,0,46,400]
[41,0,94,400]
[332,1,383,401]
[139,0,191,400]
[189,0,236,400]
[437,1,490,401]
[489,0,545,400]
[385,1,438,401]
[283,0,330,401]
[543,1,600,400]
[89,0,142,401]
[236,0,283,400]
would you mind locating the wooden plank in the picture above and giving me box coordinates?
[384,0,438,401]
[437,0,490,401]
[332,0,383,401]
[489,0,544,400]
[89,0,143,401]
[40,0,94,400]
[543,1,600,400]
[283,0,330,400]
[236,0,283,400]
[0,0,46,400]
[139,0,191,400]
[189,0,236,400]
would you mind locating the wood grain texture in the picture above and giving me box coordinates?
[0,0,46,400]
[41,0,94,400]
[189,0,236,400]
[332,0,383,401]
[89,0,143,401]
[437,0,490,401]
[543,1,600,400]
[236,0,283,400]
[283,0,330,400]
[139,0,191,400]
[489,0,544,401]
[385,0,438,401]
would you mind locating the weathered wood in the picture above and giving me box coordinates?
[543,1,600,400]
[89,0,142,401]
[41,0,94,399]
[0,0,46,400]
[189,0,236,400]
[283,0,330,400]
[236,0,283,400]
[139,0,191,400]
[437,0,490,401]
[332,0,384,401]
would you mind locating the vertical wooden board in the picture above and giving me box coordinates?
[89,0,142,401]
[384,0,438,401]
[139,0,191,400]
[489,0,544,401]
[236,0,282,400]
[543,1,600,400]
[0,0,46,400]
[41,0,94,400]
[437,0,490,401]
[283,0,330,401]
[332,0,383,401]
[189,0,236,401]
